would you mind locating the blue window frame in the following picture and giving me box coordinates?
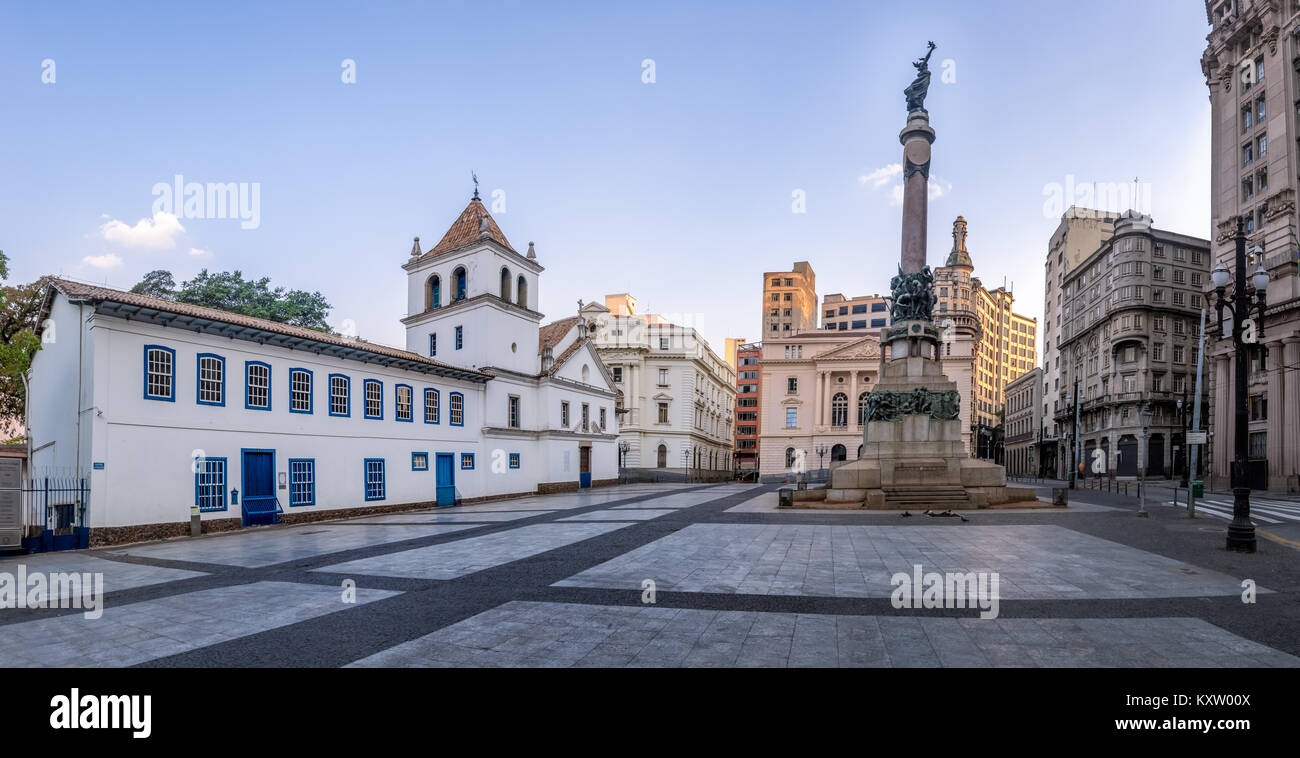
[852,304,868,314]
[871,301,887,312]
[460,453,475,470]
[289,368,313,414]
[395,384,413,422]
[364,458,386,501]
[871,318,886,327]
[412,452,429,471]
[453,266,467,301]
[449,392,464,426]
[245,361,272,410]
[429,332,437,357]
[194,456,228,512]
[455,325,463,350]
[196,352,225,406]
[329,373,350,417]
[424,388,440,424]
[509,453,520,469]
[288,458,315,506]
[851,320,867,329]
[364,379,383,419]
[143,345,176,401]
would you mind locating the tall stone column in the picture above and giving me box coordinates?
[1266,339,1285,490]
[1285,337,1300,484]
[899,116,936,275]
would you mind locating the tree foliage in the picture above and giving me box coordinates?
[129,269,333,331]
[0,251,46,423]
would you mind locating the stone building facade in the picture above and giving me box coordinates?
[934,216,1038,459]
[1004,367,1042,477]
[1040,208,1117,477]
[575,295,736,482]
[1202,0,1300,492]
[756,331,881,481]
[1053,212,1211,480]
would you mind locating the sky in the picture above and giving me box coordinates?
[0,0,1213,358]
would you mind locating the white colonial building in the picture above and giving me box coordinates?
[29,192,619,543]
[562,294,735,481]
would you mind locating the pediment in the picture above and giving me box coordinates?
[816,335,882,360]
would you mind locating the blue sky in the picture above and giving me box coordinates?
[0,0,1212,355]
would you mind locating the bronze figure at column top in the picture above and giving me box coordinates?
[904,41,936,113]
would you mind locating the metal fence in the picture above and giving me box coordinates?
[22,476,90,537]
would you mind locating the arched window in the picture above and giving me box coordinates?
[831,444,846,462]
[426,275,441,310]
[657,444,667,468]
[831,392,848,427]
[785,447,797,468]
[857,444,863,458]
[453,266,468,302]
[500,267,511,301]
[516,275,527,307]
[858,392,870,426]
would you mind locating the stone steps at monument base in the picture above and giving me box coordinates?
[882,486,970,505]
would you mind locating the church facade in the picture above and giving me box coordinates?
[29,193,619,543]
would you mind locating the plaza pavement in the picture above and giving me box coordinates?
[1,481,1297,668]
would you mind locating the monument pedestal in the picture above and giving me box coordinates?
[827,319,1009,508]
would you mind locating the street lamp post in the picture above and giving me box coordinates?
[815,444,828,483]
[1211,218,1270,553]
[618,440,629,484]
[1177,389,1188,487]
[1138,403,1154,517]
[1067,377,1080,488]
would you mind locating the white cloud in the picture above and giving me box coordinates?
[188,247,212,258]
[82,253,122,269]
[99,211,185,250]
[859,164,901,188]
[864,164,952,206]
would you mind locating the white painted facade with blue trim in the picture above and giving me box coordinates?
[28,197,619,532]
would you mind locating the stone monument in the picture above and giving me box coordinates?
[827,42,1010,508]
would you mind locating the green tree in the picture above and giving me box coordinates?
[129,269,176,298]
[0,251,45,423]
[128,269,333,331]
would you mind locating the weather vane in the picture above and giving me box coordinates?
[472,171,479,200]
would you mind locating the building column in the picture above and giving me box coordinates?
[1213,354,1230,481]
[1285,337,1300,486]
[820,371,829,427]
[849,371,858,430]
[1266,339,1285,490]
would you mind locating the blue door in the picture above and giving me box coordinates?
[241,450,277,525]
[579,445,592,489]
[435,453,455,506]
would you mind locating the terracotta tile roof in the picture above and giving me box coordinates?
[547,337,588,376]
[44,278,492,380]
[537,316,578,352]
[411,197,514,265]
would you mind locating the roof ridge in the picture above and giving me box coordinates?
[45,277,491,378]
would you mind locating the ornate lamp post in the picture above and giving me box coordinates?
[1066,378,1080,488]
[1138,403,1154,516]
[815,444,828,482]
[618,440,629,483]
[1211,218,1270,553]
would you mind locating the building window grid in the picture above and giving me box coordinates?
[290,369,312,413]
[289,459,315,506]
[195,457,227,512]
[197,354,224,405]
[246,362,271,409]
[364,459,386,501]
[364,380,383,419]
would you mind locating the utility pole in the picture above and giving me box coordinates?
[1189,308,1207,518]
[1069,375,1080,488]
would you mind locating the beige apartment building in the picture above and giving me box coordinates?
[1053,212,1211,480]
[763,262,817,337]
[820,293,891,332]
[1040,208,1117,477]
[1005,367,1042,477]
[934,216,1038,459]
[1202,0,1300,492]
